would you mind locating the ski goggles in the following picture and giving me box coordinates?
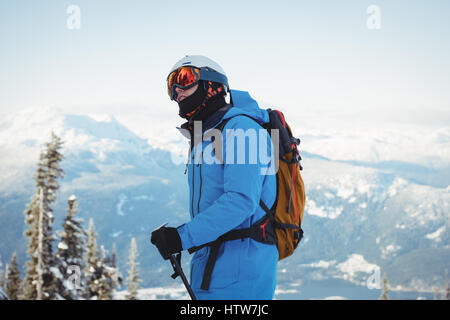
[167,66,201,100]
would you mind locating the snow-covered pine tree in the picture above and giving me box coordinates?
[0,263,5,290]
[379,273,389,300]
[5,252,21,300]
[54,195,88,300]
[23,132,64,300]
[125,238,140,300]
[97,245,115,300]
[85,218,100,299]
[42,132,65,207]
[85,219,122,300]
[3,264,9,292]
[103,244,123,291]
[22,155,45,300]
[41,132,64,300]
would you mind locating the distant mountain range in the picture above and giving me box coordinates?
[0,106,448,295]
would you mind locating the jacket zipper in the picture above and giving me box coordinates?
[197,152,203,215]
[191,146,195,218]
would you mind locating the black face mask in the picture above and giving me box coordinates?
[177,82,207,120]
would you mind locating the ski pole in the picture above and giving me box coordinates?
[169,253,197,300]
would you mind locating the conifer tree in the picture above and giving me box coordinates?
[3,264,9,292]
[0,264,5,290]
[23,132,64,300]
[85,219,121,300]
[379,273,389,300]
[105,245,122,297]
[125,238,140,300]
[85,218,99,299]
[54,195,87,299]
[22,160,44,300]
[97,245,115,300]
[5,252,21,300]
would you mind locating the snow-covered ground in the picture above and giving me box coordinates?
[114,285,349,300]
[114,285,189,300]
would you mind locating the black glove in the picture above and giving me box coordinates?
[150,227,182,260]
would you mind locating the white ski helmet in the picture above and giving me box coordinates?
[167,55,229,99]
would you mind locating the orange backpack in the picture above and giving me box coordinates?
[229,109,306,260]
[270,115,306,260]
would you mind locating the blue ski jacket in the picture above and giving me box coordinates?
[177,90,278,300]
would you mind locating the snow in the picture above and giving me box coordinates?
[391,182,450,228]
[306,199,343,219]
[381,244,402,259]
[58,242,69,250]
[425,226,446,242]
[337,254,379,278]
[274,287,300,295]
[116,194,127,216]
[388,178,408,197]
[87,114,115,123]
[50,266,63,280]
[299,260,337,269]
[348,196,357,203]
[336,175,355,199]
[109,231,123,238]
[133,195,154,201]
[114,285,189,300]
[323,296,348,300]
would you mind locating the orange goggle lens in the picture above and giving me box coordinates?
[167,67,200,99]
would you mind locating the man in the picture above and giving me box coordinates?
[151,55,278,300]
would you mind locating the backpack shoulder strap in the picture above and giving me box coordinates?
[216,113,262,133]
[215,116,232,133]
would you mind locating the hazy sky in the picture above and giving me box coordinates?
[1,0,449,127]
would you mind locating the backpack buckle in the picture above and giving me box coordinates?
[290,137,300,146]
[294,228,304,241]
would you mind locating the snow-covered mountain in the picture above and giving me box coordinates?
[0,106,448,297]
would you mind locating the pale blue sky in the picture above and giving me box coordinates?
[1,0,449,126]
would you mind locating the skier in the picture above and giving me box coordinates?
[151,55,278,300]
